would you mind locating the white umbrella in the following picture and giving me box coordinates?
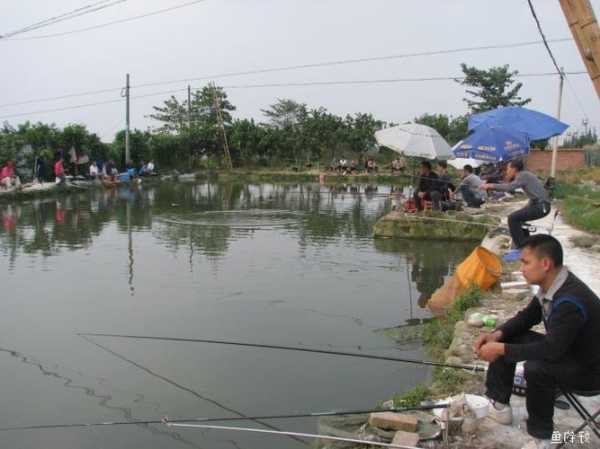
[374,124,452,160]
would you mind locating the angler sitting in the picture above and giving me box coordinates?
[454,164,485,208]
[0,160,20,190]
[413,161,441,210]
[473,235,600,449]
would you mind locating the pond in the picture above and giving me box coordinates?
[0,180,476,449]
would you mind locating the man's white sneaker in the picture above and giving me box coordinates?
[487,399,513,425]
[521,437,551,449]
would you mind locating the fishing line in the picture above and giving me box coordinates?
[77,333,488,372]
[0,404,447,432]
[164,421,422,449]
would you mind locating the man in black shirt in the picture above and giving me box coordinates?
[473,235,600,449]
[413,161,441,210]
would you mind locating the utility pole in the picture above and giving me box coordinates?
[212,83,233,170]
[187,85,192,128]
[187,85,192,170]
[551,69,565,178]
[125,73,131,165]
[559,0,600,99]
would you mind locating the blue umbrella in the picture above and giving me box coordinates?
[453,124,530,162]
[468,106,569,141]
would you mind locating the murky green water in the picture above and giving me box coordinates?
[0,181,476,449]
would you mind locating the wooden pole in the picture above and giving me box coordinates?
[559,0,600,99]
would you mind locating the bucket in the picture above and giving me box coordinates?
[456,246,502,290]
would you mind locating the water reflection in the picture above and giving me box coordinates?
[374,239,476,318]
[0,181,477,449]
[0,182,391,264]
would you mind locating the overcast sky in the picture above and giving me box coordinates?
[1,0,600,142]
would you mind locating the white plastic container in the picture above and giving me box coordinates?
[465,394,489,418]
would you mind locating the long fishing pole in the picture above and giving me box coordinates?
[78,333,487,372]
[0,403,448,432]
[165,421,421,449]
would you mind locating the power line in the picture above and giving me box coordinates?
[0,71,588,121]
[133,37,574,90]
[526,0,564,76]
[2,0,209,41]
[221,71,587,89]
[563,73,591,120]
[0,0,127,39]
[0,86,124,109]
[0,37,576,109]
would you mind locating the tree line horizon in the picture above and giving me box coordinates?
[1,64,597,175]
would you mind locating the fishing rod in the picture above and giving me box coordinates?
[78,333,487,372]
[0,403,448,433]
[164,421,421,449]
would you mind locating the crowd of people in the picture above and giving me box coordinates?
[410,160,484,211]
[407,158,553,252]
[87,159,155,182]
[0,156,156,191]
[328,157,379,175]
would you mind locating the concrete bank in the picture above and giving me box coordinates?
[441,200,600,449]
[318,197,600,448]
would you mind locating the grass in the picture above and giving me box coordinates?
[422,285,483,357]
[553,181,600,234]
[556,166,600,185]
[391,286,483,406]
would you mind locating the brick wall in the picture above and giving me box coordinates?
[527,148,586,173]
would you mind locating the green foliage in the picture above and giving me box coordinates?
[261,98,307,129]
[0,121,109,179]
[458,64,531,113]
[112,129,153,166]
[422,286,482,356]
[560,193,600,234]
[431,367,471,396]
[392,384,431,407]
[414,113,468,145]
[561,128,598,148]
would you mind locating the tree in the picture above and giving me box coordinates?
[149,96,188,134]
[561,128,598,148]
[457,64,531,113]
[112,129,152,166]
[414,113,468,145]
[261,99,307,129]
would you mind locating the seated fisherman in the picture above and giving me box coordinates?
[455,164,485,208]
[391,155,407,175]
[436,161,455,201]
[480,159,551,249]
[413,161,441,210]
[474,235,600,449]
[0,160,20,190]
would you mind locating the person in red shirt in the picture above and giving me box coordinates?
[54,157,66,185]
[0,160,19,190]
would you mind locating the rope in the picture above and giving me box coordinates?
[164,421,422,449]
[396,214,501,229]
